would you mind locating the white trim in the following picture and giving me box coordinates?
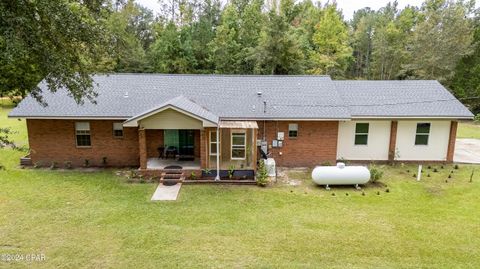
[354,122,369,146]
[123,105,217,128]
[414,122,431,146]
[221,118,352,121]
[351,116,473,120]
[8,116,129,120]
[209,130,219,156]
[231,130,246,160]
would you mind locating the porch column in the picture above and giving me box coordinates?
[446,121,458,163]
[139,128,147,170]
[200,129,207,169]
[388,121,398,162]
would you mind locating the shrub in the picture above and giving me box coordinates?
[228,165,235,179]
[256,160,269,187]
[369,165,384,183]
[474,113,480,122]
[190,172,196,180]
[202,168,211,175]
[84,159,90,167]
[50,161,57,170]
[454,164,459,170]
[64,161,72,169]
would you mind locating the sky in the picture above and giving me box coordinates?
[136,0,428,20]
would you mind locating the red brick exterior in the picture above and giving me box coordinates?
[138,129,147,169]
[27,119,139,167]
[446,121,458,163]
[145,129,163,158]
[26,119,338,169]
[257,121,339,167]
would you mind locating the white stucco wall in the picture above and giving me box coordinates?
[395,120,451,161]
[139,108,203,129]
[337,120,391,160]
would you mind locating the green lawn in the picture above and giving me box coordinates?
[458,122,480,139]
[1,104,480,268]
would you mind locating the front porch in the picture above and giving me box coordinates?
[147,157,201,170]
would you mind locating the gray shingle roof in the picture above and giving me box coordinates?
[335,80,473,118]
[9,74,474,120]
[124,95,219,124]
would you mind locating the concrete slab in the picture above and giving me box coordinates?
[454,139,480,164]
[151,183,182,201]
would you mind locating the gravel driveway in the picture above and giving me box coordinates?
[454,139,480,164]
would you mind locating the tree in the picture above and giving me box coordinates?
[106,0,150,73]
[250,8,305,74]
[208,5,242,73]
[409,0,474,82]
[450,19,480,114]
[349,8,376,79]
[0,0,112,104]
[149,22,196,73]
[309,4,352,77]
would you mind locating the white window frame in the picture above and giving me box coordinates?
[231,130,246,160]
[354,122,369,146]
[113,122,124,138]
[415,122,431,146]
[209,130,219,156]
[75,122,91,147]
[288,123,298,138]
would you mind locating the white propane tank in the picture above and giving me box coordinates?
[265,158,276,177]
[312,163,370,186]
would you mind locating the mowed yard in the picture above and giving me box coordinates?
[1,100,480,268]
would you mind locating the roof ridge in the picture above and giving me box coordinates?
[94,73,332,78]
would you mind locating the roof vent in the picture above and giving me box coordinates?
[257,91,262,97]
[123,91,129,98]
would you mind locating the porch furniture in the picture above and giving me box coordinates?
[165,146,178,159]
[157,146,165,158]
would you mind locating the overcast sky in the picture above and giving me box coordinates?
[136,0,430,20]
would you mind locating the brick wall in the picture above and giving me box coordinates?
[145,129,163,158]
[257,121,339,167]
[27,119,139,167]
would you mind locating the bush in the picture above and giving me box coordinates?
[256,160,269,187]
[474,113,480,122]
[64,161,72,169]
[50,161,57,170]
[190,172,196,180]
[84,159,90,167]
[369,165,384,183]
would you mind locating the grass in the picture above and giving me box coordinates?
[458,121,480,139]
[1,104,480,268]
[0,98,28,146]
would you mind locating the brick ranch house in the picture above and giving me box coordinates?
[9,74,473,177]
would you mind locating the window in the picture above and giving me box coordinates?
[113,123,124,138]
[354,123,369,145]
[288,123,298,138]
[415,123,430,145]
[231,131,246,160]
[210,131,218,156]
[75,122,91,147]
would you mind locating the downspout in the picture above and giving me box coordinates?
[215,126,220,181]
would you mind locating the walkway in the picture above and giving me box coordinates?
[151,183,182,201]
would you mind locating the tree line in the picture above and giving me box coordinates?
[0,0,479,114]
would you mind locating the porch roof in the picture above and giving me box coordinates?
[218,120,258,129]
[123,95,219,127]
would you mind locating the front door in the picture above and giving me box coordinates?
[178,130,195,157]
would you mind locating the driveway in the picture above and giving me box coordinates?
[454,139,480,164]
